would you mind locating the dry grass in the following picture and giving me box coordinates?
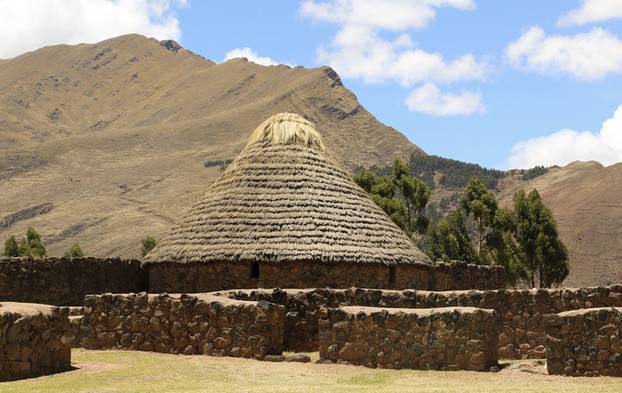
[2,349,622,393]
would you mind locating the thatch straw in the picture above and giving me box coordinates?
[245,112,326,152]
[145,113,430,265]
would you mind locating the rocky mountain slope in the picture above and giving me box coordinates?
[0,34,422,258]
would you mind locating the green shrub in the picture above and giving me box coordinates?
[64,243,84,258]
[3,235,20,257]
[141,236,157,257]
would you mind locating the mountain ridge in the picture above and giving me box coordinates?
[1,34,620,287]
[0,34,423,258]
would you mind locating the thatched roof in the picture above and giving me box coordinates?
[145,113,431,265]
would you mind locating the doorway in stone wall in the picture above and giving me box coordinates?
[250,261,260,279]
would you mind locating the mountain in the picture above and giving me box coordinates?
[2,34,620,287]
[499,161,622,287]
[0,34,423,258]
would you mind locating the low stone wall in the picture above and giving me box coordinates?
[319,306,498,370]
[79,293,285,359]
[429,262,505,291]
[413,286,622,359]
[0,302,72,381]
[0,257,505,307]
[0,257,146,306]
[220,286,622,358]
[545,307,622,376]
[148,260,505,293]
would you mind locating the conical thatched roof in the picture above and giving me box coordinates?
[145,113,430,265]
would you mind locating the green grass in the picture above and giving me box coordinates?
[1,349,622,393]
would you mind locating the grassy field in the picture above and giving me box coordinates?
[1,349,622,393]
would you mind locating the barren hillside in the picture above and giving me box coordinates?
[2,34,620,287]
[0,34,422,258]
[499,161,622,287]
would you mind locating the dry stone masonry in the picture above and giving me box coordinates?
[545,307,622,376]
[148,260,505,294]
[319,306,498,370]
[0,257,145,306]
[0,257,504,307]
[79,293,284,359]
[220,285,622,358]
[0,302,72,381]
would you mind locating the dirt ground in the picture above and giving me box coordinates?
[1,349,622,393]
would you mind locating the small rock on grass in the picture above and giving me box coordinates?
[264,355,285,362]
[285,354,311,363]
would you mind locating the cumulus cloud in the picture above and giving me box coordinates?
[506,104,622,169]
[316,25,486,86]
[405,82,484,116]
[301,0,475,31]
[505,26,622,80]
[300,0,486,116]
[558,0,622,26]
[223,47,287,66]
[302,0,485,86]
[0,0,184,59]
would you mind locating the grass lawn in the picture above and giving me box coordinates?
[1,349,622,393]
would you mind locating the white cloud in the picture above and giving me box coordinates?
[0,0,184,59]
[506,104,622,169]
[301,0,474,31]
[300,0,486,116]
[558,0,622,26]
[505,26,622,80]
[223,47,287,66]
[302,0,485,86]
[316,25,486,86]
[405,82,484,116]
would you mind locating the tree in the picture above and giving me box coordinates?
[461,178,498,257]
[513,189,568,287]
[18,227,46,257]
[64,243,84,258]
[481,207,525,285]
[426,209,477,263]
[141,236,158,257]
[3,236,20,257]
[354,159,430,237]
[392,159,430,235]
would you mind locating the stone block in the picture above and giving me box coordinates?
[79,293,285,360]
[0,302,71,381]
[545,307,622,376]
[318,306,498,371]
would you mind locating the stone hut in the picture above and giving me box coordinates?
[145,113,432,292]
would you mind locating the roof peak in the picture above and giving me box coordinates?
[245,113,326,153]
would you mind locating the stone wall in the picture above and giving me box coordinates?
[148,260,505,293]
[220,286,622,358]
[0,302,72,381]
[79,293,285,359]
[0,257,504,307]
[0,257,146,306]
[413,286,622,359]
[319,306,498,370]
[545,307,622,376]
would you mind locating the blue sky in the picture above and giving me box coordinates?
[3,0,622,169]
